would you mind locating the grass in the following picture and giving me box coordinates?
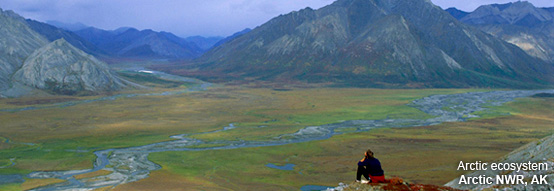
[137,96,552,190]
[117,71,192,88]
[0,87,551,190]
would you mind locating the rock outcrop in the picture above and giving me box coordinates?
[0,8,49,92]
[12,39,125,95]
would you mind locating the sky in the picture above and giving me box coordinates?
[1,0,553,38]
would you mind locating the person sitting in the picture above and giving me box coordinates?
[356,149,385,183]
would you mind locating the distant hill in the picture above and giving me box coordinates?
[445,7,469,20]
[75,27,203,59]
[193,0,554,88]
[46,20,88,31]
[185,36,224,51]
[26,19,105,56]
[447,2,554,63]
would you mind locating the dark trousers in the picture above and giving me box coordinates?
[356,165,370,181]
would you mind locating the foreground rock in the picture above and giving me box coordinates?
[327,181,461,191]
[12,39,125,95]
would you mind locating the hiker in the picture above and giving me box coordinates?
[356,149,385,183]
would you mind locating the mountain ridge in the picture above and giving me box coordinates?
[0,8,128,97]
[13,38,125,95]
[447,1,554,63]
[0,8,49,92]
[26,19,106,56]
[191,0,554,88]
[74,27,203,59]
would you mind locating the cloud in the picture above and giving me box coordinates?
[431,0,554,11]
[1,0,553,37]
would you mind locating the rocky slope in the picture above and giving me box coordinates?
[195,0,554,88]
[0,8,127,97]
[211,28,252,48]
[448,2,554,63]
[0,8,49,92]
[12,39,125,95]
[445,134,554,190]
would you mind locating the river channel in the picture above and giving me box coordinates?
[1,69,552,190]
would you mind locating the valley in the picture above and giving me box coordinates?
[1,0,553,190]
[0,64,552,190]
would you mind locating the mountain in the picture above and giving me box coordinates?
[458,2,552,27]
[26,19,105,56]
[445,7,469,20]
[0,8,126,97]
[448,2,554,62]
[446,134,554,190]
[12,39,125,95]
[211,28,252,49]
[185,36,224,51]
[45,20,88,31]
[75,27,203,59]
[193,0,554,88]
[0,8,49,92]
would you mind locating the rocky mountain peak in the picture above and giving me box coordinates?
[0,8,49,92]
[12,38,125,95]
[0,8,25,21]
[462,1,552,26]
[194,0,553,88]
[448,1,554,63]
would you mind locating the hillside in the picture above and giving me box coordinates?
[0,8,49,93]
[0,8,127,97]
[12,39,125,95]
[191,0,554,88]
[447,2,554,63]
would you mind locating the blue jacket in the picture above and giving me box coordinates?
[358,157,384,176]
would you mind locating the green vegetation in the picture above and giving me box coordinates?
[0,86,551,190]
[0,184,20,191]
[117,71,192,88]
[143,96,553,190]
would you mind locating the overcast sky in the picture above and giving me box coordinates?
[1,0,553,37]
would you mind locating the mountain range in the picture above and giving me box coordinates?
[72,26,231,59]
[2,0,554,92]
[446,1,554,63]
[74,27,204,59]
[0,9,125,97]
[190,0,554,88]
[26,19,105,56]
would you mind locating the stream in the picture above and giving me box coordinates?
[1,68,552,190]
[17,88,552,191]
